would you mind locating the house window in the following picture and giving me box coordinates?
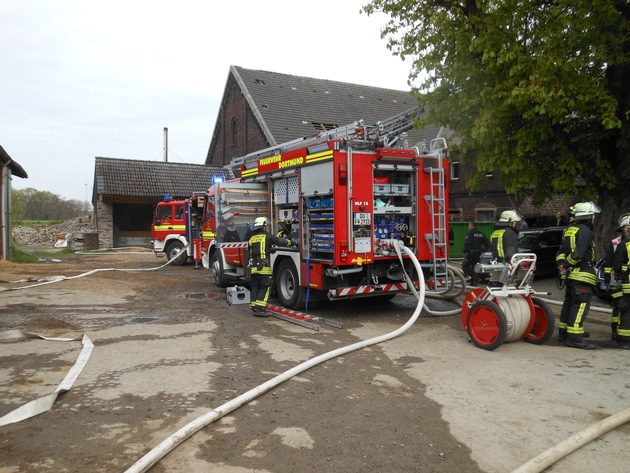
[476,209,496,222]
[450,161,460,180]
[449,210,464,221]
[231,118,237,146]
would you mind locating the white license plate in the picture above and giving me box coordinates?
[353,212,371,226]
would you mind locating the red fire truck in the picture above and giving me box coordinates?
[208,108,455,309]
[151,192,216,266]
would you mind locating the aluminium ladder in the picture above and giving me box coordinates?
[423,143,449,289]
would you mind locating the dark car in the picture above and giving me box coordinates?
[478,226,566,279]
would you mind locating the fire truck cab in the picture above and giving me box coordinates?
[151,193,214,265]
[209,111,452,310]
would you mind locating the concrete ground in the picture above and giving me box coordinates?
[1,252,629,472]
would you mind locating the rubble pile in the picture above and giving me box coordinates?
[13,216,95,247]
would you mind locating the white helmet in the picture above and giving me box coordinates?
[253,216,268,229]
[617,213,630,231]
[498,210,523,223]
[573,202,602,219]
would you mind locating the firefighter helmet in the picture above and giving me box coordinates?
[573,202,601,220]
[498,210,523,223]
[253,216,268,229]
[617,213,630,231]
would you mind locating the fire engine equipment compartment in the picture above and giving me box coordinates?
[373,162,416,258]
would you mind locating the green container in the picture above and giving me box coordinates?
[448,221,494,259]
[448,222,469,258]
[476,222,495,243]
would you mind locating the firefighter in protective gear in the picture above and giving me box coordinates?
[602,213,630,340]
[556,201,601,349]
[247,217,292,316]
[612,215,630,349]
[490,210,522,263]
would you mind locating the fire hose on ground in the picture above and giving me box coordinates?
[425,264,466,315]
[510,407,630,473]
[124,241,427,473]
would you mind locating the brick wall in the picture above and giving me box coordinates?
[207,75,269,166]
[95,200,114,248]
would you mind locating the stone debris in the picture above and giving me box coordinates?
[13,216,95,247]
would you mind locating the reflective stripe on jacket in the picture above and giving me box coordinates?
[557,223,596,285]
[248,229,291,276]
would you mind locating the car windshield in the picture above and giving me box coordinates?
[518,231,541,250]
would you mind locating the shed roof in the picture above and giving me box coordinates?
[0,145,28,178]
[94,157,232,199]
[231,66,442,147]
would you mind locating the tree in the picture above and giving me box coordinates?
[363,0,630,252]
[11,188,89,222]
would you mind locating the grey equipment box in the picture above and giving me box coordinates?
[226,286,250,305]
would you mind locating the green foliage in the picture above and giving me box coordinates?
[10,248,38,263]
[20,220,63,227]
[363,0,630,205]
[11,188,90,223]
[10,247,77,263]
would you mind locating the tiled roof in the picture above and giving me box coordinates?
[519,194,574,218]
[94,157,232,199]
[232,66,442,146]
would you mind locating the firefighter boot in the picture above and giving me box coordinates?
[566,338,597,350]
[559,329,589,341]
[252,307,270,317]
[616,336,630,350]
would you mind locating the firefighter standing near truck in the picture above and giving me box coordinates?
[602,213,630,341]
[490,210,522,263]
[556,202,601,349]
[611,215,630,349]
[248,217,292,317]
[487,210,522,287]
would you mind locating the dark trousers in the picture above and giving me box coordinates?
[462,251,481,281]
[617,295,630,343]
[559,280,593,341]
[250,271,272,311]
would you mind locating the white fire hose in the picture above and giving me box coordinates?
[124,242,426,473]
[511,407,630,473]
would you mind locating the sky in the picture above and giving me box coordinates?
[1,0,415,203]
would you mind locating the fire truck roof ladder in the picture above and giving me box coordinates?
[225,106,425,173]
[368,106,425,148]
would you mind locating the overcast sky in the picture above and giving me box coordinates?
[1,0,415,203]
